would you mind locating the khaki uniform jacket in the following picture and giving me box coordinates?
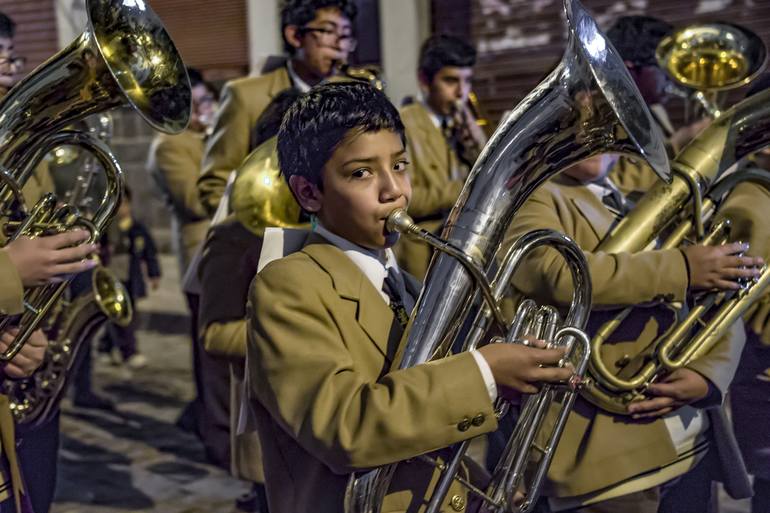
[198,67,292,216]
[198,217,264,483]
[246,234,497,513]
[0,161,54,315]
[147,129,209,276]
[396,103,464,279]
[0,158,52,511]
[505,175,744,497]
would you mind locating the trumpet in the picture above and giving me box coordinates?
[0,0,190,360]
[345,0,671,511]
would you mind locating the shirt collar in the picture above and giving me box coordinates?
[286,60,312,93]
[314,223,407,306]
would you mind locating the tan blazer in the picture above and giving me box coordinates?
[505,175,744,497]
[0,160,54,314]
[198,67,292,216]
[147,129,209,275]
[198,217,264,483]
[246,234,496,513]
[608,156,662,197]
[396,103,464,279]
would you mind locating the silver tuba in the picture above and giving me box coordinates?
[345,0,671,512]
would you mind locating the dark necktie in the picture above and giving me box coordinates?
[382,267,411,329]
[599,178,628,217]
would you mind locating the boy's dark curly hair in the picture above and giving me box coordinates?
[606,16,673,67]
[277,82,404,189]
[418,34,476,83]
[0,12,15,40]
[280,0,358,54]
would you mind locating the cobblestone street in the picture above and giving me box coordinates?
[49,256,754,513]
[52,256,248,513]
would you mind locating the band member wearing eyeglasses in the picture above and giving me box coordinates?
[504,154,755,513]
[197,0,358,217]
[395,35,487,279]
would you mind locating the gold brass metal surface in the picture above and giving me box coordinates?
[581,86,770,414]
[230,137,304,236]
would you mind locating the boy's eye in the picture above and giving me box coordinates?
[351,168,372,179]
[394,160,410,172]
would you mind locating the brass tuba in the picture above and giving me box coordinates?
[656,22,767,118]
[3,266,132,428]
[0,0,190,360]
[345,0,671,512]
[582,86,770,414]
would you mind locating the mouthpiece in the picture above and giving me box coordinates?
[385,208,416,235]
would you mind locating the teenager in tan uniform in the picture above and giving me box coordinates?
[505,155,757,512]
[197,0,358,216]
[397,35,487,279]
[244,82,578,513]
[147,67,217,279]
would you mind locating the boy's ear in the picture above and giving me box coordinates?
[288,175,322,213]
[417,70,431,90]
[283,25,304,51]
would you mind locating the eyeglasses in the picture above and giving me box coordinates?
[0,55,26,70]
[299,26,357,52]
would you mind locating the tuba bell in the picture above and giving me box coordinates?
[0,0,190,360]
[582,84,770,414]
[656,22,767,118]
[345,0,671,512]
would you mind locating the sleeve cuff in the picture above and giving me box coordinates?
[470,349,498,403]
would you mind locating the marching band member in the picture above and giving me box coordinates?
[146,67,229,466]
[244,81,574,513]
[0,10,98,513]
[396,34,487,279]
[504,154,755,513]
[197,0,358,216]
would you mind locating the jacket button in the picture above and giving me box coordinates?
[457,418,471,431]
[450,494,466,511]
[471,413,485,426]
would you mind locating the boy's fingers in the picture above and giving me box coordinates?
[724,255,762,268]
[646,382,684,399]
[531,366,574,384]
[627,396,675,414]
[51,259,97,276]
[714,279,741,291]
[526,346,567,365]
[51,244,98,264]
[722,267,761,279]
[43,229,90,249]
[719,242,749,256]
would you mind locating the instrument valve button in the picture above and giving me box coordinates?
[450,494,466,511]
[457,418,471,432]
[615,355,631,368]
[471,413,485,426]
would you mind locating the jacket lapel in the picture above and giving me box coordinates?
[301,237,397,362]
[267,66,292,99]
[414,105,453,182]
[561,179,615,245]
